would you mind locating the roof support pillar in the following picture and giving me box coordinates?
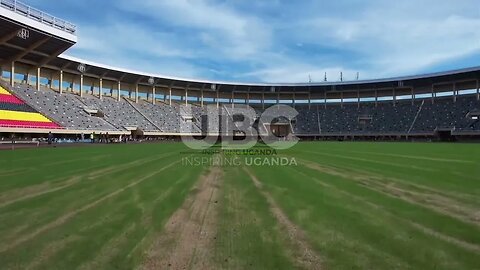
[117,81,121,101]
[10,62,14,87]
[201,89,204,107]
[152,86,156,105]
[231,91,234,109]
[293,92,296,108]
[357,90,360,109]
[26,72,32,86]
[99,78,103,100]
[277,92,280,104]
[79,74,84,97]
[411,87,414,105]
[476,79,479,101]
[59,70,63,94]
[262,92,265,110]
[135,84,139,103]
[392,88,396,106]
[375,89,378,107]
[341,92,344,108]
[185,86,188,106]
[453,82,457,103]
[216,90,219,108]
[308,91,311,110]
[324,91,327,109]
[36,67,41,90]
[431,85,435,104]
[169,86,172,106]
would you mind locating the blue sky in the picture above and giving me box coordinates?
[27,0,480,83]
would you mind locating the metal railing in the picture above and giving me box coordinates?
[0,0,76,35]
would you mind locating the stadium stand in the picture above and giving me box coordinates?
[9,83,115,131]
[289,95,480,135]
[0,84,61,129]
[3,82,480,136]
[130,100,180,132]
[1,0,479,142]
[81,95,158,131]
[412,96,480,133]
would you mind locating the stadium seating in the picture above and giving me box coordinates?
[412,96,480,132]
[290,96,480,135]
[10,84,116,130]
[0,85,61,129]
[82,96,158,131]
[133,100,182,132]
[4,83,480,135]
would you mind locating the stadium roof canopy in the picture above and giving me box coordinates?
[51,54,480,94]
[0,0,76,65]
[0,0,479,98]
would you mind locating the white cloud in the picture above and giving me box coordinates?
[61,0,480,83]
[293,0,480,77]
[117,0,272,60]
[74,23,195,59]
[69,22,206,79]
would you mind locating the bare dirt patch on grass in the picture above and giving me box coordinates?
[342,150,475,164]
[25,235,81,270]
[0,154,174,209]
[141,166,223,270]
[0,160,180,253]
[0,176,81,209]
[88,153,172,180]
[243,167,322,270]
[300,159,480,226]
[294,168,480,254]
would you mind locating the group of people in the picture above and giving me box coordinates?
[88,132,111,143]
[38,132,144,145]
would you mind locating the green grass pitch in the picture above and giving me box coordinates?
[0,142,479,269]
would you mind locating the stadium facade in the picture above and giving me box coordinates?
[0,0,479,141]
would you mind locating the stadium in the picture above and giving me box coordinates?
[0,1,479,269]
